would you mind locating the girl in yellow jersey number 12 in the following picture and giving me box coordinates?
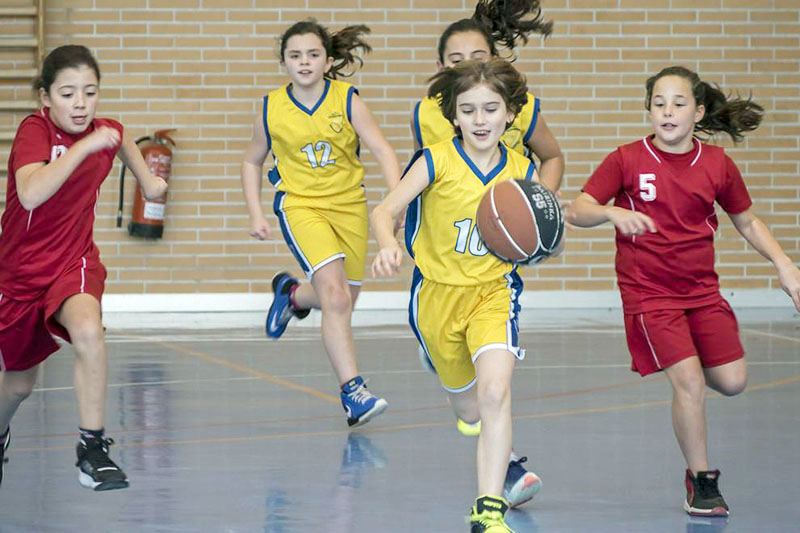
[241,20,401,427]
[372,58,549,533]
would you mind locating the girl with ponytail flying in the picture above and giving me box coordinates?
[568,66,800,517]
[241,20,401,427]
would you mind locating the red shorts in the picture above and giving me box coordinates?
[624,299,744,377]
[0,257,106,371]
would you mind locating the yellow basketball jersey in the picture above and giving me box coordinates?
[404,138,537,286]
[412,92,540,154]
[265,78,364,200]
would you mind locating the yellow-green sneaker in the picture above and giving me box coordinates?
[468,495,515,533]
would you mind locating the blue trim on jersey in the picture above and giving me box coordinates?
[273,191,313,275]
[452,137,508,185]
[423,147,434,185]
[267,166,282,187]
[524,160,537,181]
[262,96,271,152]
[408,267,434,370]
[413,101,423,148]
[505,269,523,348]
[523,97,540,145]
[286,78,331,116]
[402,149,427,259]
[346,86,358,123]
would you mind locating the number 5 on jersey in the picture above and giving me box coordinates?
[301,141,336,168]
[639,173,656,201]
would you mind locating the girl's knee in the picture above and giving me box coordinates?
[67,317,104,347]
[671,371,706,400]
[477,379,510,412]
[711,376,747,396]
[3,372,37,401]
[318,283,352,314]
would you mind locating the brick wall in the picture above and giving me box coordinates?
[1,0,798,296]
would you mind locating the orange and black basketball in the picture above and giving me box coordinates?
[476,179,564,264]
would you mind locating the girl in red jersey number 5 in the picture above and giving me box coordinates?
[0,45,167,491]
[567,66,800,517]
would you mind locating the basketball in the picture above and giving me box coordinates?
[476,179,564,264]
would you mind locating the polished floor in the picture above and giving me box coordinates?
[1,309,799,532]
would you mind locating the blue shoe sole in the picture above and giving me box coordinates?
[347,399,388,428]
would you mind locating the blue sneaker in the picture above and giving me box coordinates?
[266,272,309,339]
[503,456,542,508]
[340,376,388,428]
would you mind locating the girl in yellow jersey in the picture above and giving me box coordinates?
[372,59,552,533]
[412,0,564,192]
[241,20,400,427]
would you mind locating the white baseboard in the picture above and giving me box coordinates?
[100,290,797,330]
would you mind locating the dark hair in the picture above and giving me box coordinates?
[428,58,528,136]
[279,19,372,79]
[33,44,101,93]
[437,0,553,63]
[645,66,764,143]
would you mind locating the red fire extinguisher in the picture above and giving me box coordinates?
[116,129,176,239]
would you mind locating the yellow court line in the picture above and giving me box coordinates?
[153,339,340,405]
[16,370,800,454]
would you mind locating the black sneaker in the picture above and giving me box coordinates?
[76,436,129,491]
[684,469,729,517]
[0,427,9,488]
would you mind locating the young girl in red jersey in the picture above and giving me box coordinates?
[0,45,167,491]
[241,20,400,427]
[412,0,564,192]
[567,66,800,517]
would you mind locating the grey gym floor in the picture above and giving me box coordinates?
[1,308,798,532]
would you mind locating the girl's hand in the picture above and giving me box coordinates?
[607,207,657,236]
[371,243,403,278]
[776,262,800,312]
[81,126,121,154]
[142,176,168,201]
[249,214,272,240]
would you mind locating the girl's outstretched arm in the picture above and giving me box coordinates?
[370,155,430,278]
[567,192,657,236]
[730,209,800,311]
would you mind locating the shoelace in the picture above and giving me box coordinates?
[696,475,722,499]
[474,510,507,527]
[347,382,376,405]
[78,437,119,470]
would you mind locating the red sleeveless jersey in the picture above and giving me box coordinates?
[0,107,122,300]
[583,135,752,313]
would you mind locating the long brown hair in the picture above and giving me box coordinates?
[279,19,372,79]
[645,66,763,143]
[428,58,528,136]
[437,0,553,63]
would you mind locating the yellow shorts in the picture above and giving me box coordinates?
[409,270,525,392]
[273,191,367,284]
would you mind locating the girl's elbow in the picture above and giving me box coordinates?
[17,189,38,211]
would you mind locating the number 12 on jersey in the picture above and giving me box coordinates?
[301,141,336,168]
